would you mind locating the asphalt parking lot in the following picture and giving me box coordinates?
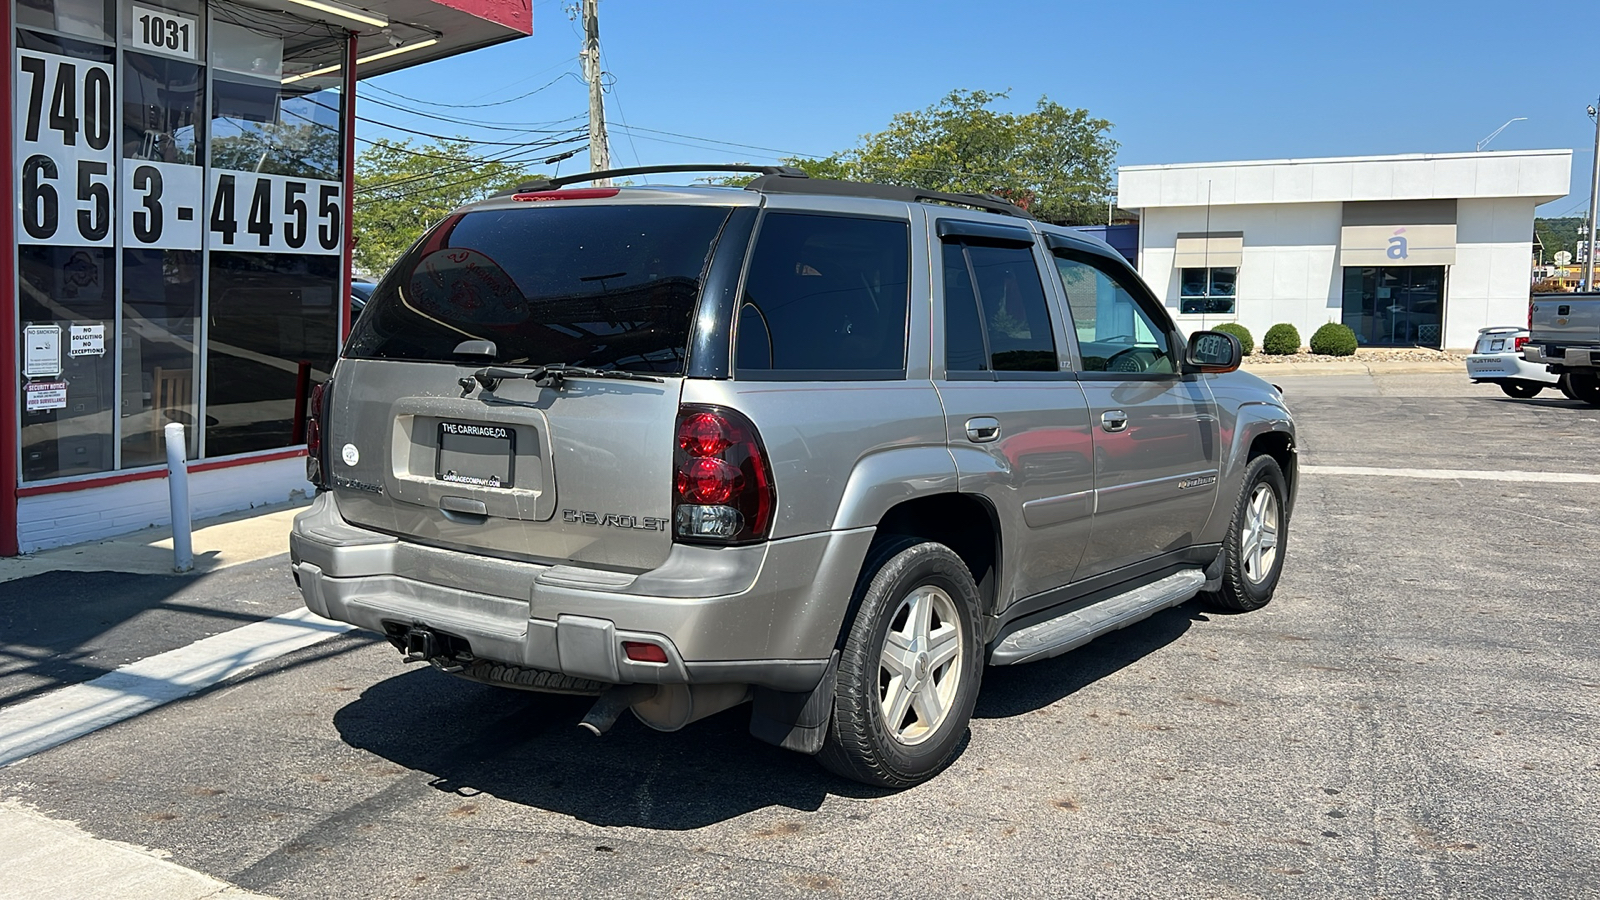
[4,372,1599,899]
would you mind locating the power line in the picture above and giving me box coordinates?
[358,89,587,133]
[599,47,644,178]
[610,124,826,160]
[362,67,580,110]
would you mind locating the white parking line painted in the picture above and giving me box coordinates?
[1302,464,1600,484]
[0,609,354,768]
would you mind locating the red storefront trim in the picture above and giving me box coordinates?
[15,448,307,498]
[341,30,356,342]
[429,0,532,34]
[2,1,18,556]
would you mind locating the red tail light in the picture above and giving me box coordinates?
[672,406,773,544]
[306,381,328,488]
[1514,336,1529,352]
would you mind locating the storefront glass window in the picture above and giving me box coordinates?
[208,20,343,181]
[204,252,339,457]
[14,3,350,481]
[120,46,205,463]
[1341,266,1445,348]
[19,246,118,479]
[17,0,115,41]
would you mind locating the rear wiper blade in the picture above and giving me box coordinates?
[460,364,663,395]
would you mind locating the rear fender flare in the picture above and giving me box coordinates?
[829,445,960,531]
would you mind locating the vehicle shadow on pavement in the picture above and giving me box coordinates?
[0,562,296,709]
[974,604,1204,719]
[333,667,890,830]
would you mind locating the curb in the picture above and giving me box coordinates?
[1241,359,1464,376]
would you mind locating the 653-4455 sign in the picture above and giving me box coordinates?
[15,47,343,255]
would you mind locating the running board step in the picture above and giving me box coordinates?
[990,569,1207,666]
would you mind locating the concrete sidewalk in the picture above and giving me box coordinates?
[0,498,309,583]
[0,800,273,899]
[1,503,310,898]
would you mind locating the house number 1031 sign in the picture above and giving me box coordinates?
[130,5,199,59]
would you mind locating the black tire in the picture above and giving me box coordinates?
[1558,373,1580,401]
[1200,455,1289,612]
[1499,381,1542,399]
[1567,371,1600,407]
[817,538,984,788]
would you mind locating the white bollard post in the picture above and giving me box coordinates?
[164,422,193,573]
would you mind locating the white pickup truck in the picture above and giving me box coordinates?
[1524,292,1600,405]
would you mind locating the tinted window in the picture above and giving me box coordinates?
[940,241,1058,374]
[1054,255,1175,373]
[942,244,987,372]
[736,213,909,374]
[346,205,733,373]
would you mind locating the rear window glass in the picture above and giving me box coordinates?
[735,213,910,376]
[345,205,733,373]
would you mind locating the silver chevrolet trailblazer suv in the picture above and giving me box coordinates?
[290,165,1297,787]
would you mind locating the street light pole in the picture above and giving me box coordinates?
[1476,116,1527,152]
[1584,102,1599,292]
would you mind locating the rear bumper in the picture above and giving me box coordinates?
[1465,353,1558,383]
[289,492,871,692]
[1523,344,1600,369]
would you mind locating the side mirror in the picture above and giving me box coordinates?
[1185,331,1241,374]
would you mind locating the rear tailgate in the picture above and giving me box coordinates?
[327,360,681,570]
[332,199,744,572]
[1530,294,1600,345]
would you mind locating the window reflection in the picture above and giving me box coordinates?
[16,0,115,41]
[208,18,343,180]
[19,246,117,479]
[205,252,338,457]
[122,51,203,163]
[121,249,201,466]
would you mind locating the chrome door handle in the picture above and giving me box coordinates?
[965,417,1001,443]
[1101,410,1129,433]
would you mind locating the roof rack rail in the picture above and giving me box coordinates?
[744,173,1036,220]
[497,164,808,196]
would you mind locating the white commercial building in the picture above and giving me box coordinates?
[1118,150,1573,350]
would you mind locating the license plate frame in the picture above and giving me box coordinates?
[435,421,516,489]
[1490,339,1505,351]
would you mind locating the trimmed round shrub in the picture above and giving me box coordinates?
[1261,323,1302,356]
[1213,323,1254,356]
[1309,322,1358,357]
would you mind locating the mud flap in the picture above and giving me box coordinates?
[748,651,838,755]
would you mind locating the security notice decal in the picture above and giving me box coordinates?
[25,380,68,412]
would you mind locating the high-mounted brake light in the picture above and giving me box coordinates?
[672,406,773,544]
[512,187,621,202]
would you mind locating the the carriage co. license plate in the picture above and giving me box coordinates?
[436,421,515,488]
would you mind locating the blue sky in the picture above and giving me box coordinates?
[365,0,1600,216]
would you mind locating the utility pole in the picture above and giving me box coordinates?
[1584,100,1600,291]
[580,0,612,185]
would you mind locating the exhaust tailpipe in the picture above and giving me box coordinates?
[578,684,657,736]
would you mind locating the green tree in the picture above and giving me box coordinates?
[353,138,541,274]
[764,90,1117,225]
[1535,216,1584,261]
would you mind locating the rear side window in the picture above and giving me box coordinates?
[345,205,733,373]
[942,241,1059,374]
[735,213,910,377]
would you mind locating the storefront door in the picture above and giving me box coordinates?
[1340,266,1446,349]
